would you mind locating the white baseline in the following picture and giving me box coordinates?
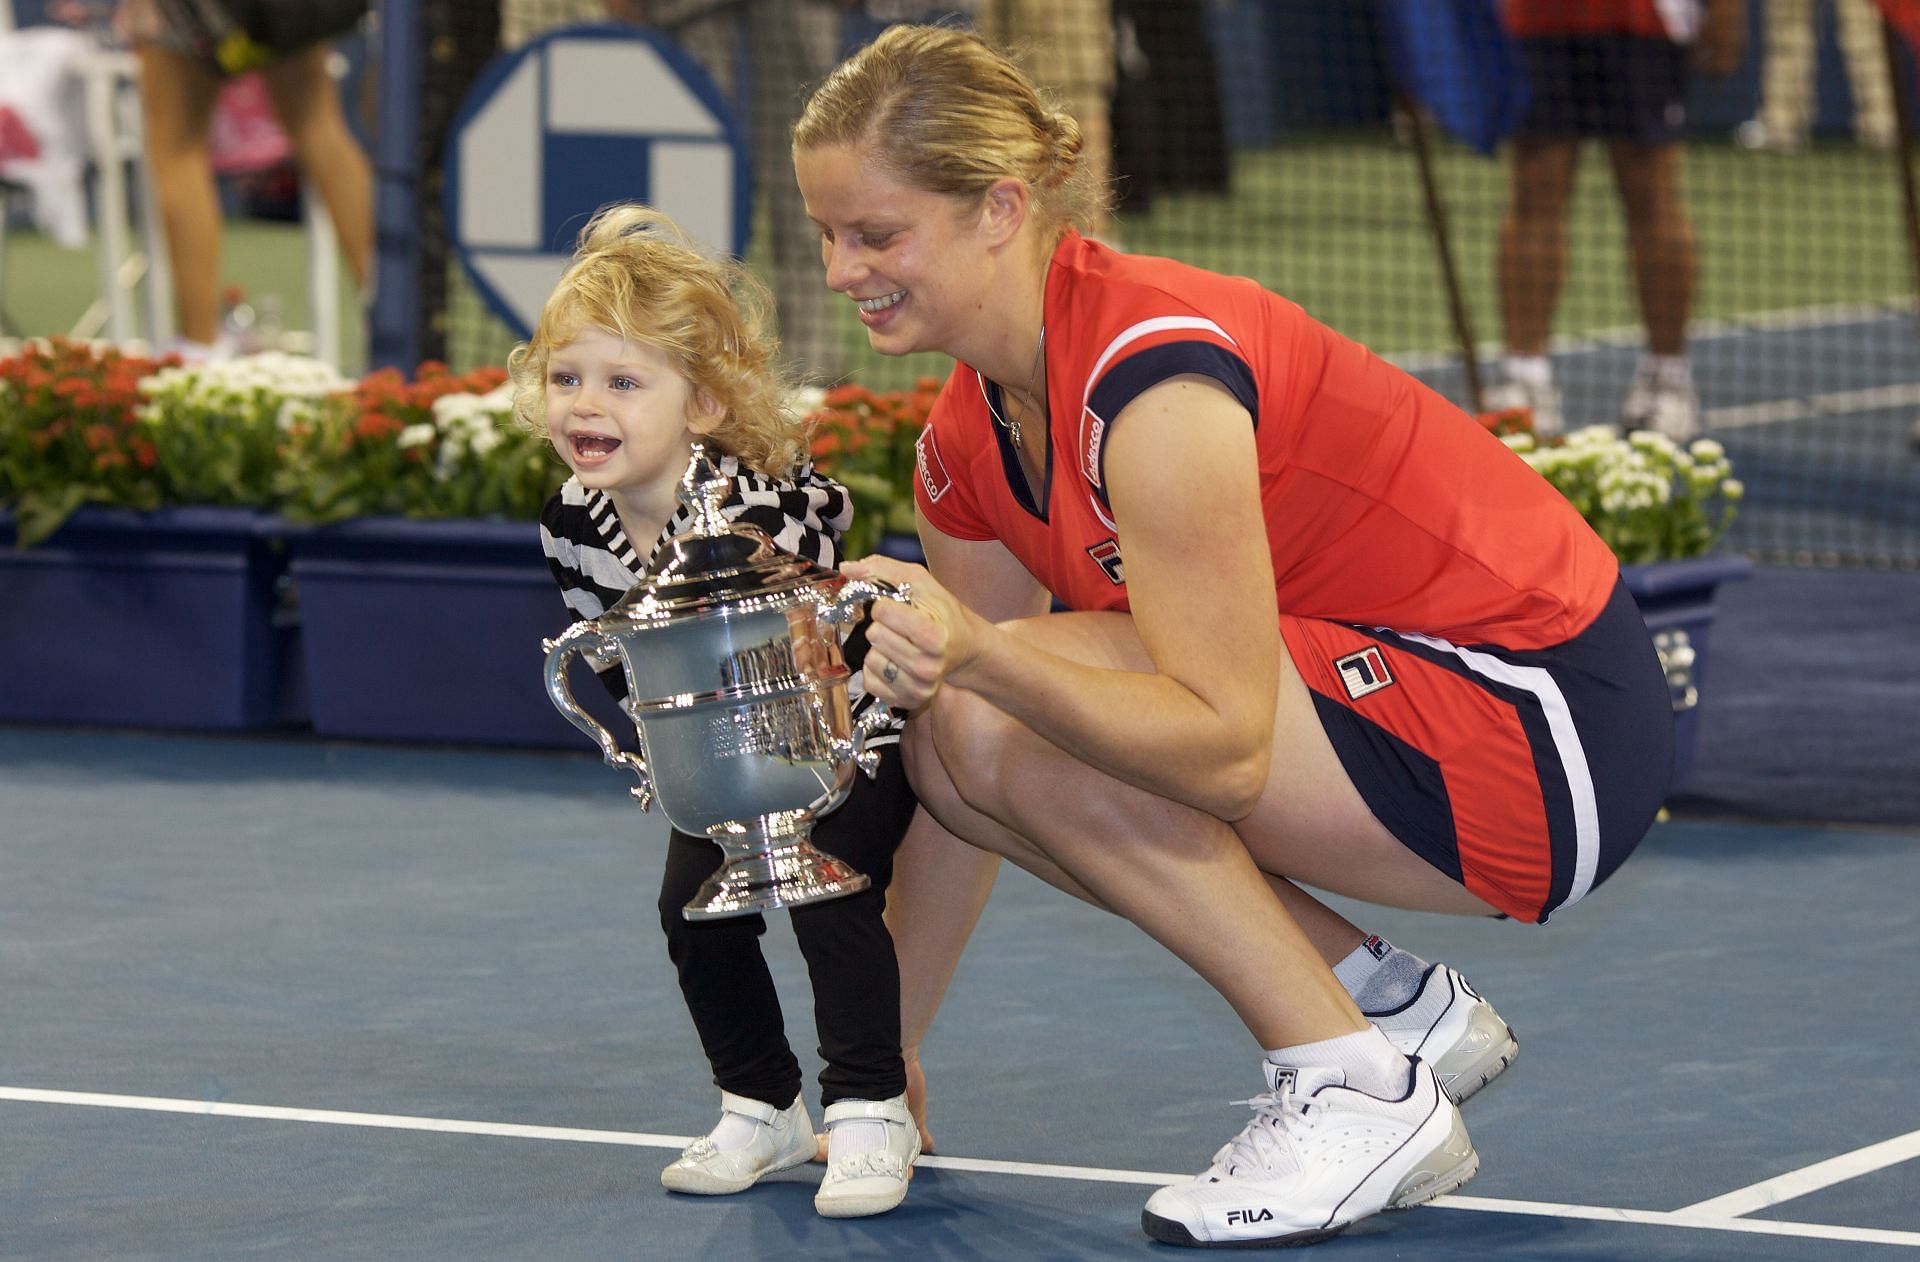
[4,1087,1916,1249]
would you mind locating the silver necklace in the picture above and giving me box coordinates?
[988,326,1047,447]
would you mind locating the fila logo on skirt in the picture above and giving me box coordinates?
[1335,646,1394,700]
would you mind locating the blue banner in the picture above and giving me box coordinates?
[1376,0,1528,155]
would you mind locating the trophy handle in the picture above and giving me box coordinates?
[819,576,913,630]
[817,578,914,779]
[846,702,896,778]
[542,623,655,811]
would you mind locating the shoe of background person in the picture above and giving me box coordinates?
[1366,964,1518,1105]
[1140,1058,1478,1248]
[1859,121,1898,152]
[660,1091,817,1195]
[814,1093,920,1218]
[1482,376,1564,438]
[1622,371,1702,442]
[1734,118,1806,153]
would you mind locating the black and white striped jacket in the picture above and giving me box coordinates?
[538,457,898,743]
[540,456,852,623]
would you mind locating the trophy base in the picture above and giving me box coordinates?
[685,813,871,920]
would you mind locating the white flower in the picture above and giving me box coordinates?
[1565,424,1620,449]
[789,384,827,418]
[275,398,323,432]
[398,423,435,448]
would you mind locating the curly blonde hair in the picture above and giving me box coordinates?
[791,23,1108,237]
[507,204,808,479]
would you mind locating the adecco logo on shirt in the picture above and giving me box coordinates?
[916,427,953,503]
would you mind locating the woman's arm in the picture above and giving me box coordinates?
[851,377,1281,819]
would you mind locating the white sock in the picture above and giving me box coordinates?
[1333,936,1430,1013]
[1504,354,1553,387]
[711,1098,786,1151]
[1639,353,1692,387]
[1332,934,1392,996]
[826,1112,888,1159]
[1267,1026,1411,1099]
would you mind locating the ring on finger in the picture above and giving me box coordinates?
[881,661,900,685]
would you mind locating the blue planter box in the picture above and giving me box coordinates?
[282,516,624,748]
[0,507,302,730]
[1620,553,1755,796]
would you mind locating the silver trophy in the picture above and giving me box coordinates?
[543,445,909,920]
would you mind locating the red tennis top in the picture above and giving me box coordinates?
[914,232,1619,651]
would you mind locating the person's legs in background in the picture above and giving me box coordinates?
[1610,138,1701,438]
[1745,0,1815,151]
[134,43,222,348]
[661,0,845,383]
[1490,134,1580,434]
[1836,0,1897,148]
[974,0,1115,240]
[744,0,845,383]
[259,42,372,288]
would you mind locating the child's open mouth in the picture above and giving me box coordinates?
[570,432,622,461]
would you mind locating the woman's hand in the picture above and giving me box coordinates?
[905,1048,935,1153]
[840,554,986,710]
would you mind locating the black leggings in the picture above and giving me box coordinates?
[657,740,917,1110]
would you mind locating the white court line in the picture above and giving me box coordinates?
[1386,298,1913,374]
[1442,1196,1920,1249]
[1677,1126,1920,1218]
[0,1086,695,1149]
[1703,382,1920,431]
[5,1087,1918,1249]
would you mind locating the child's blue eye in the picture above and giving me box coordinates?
[550,372,577,387]
[611,376,637,390]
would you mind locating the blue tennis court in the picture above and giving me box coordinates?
[1,700,1914,1259]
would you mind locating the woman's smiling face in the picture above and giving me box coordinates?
[796,143,990,361]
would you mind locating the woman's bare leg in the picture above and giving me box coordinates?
[904,611,1385,1053]
[134,45,222,345]
[261,44,373,286]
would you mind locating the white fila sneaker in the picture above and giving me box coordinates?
[660,1091,817,1195]
[1140,1058,1478,1248]
[1367,964,1518,1105]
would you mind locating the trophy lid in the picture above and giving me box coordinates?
[603,444,836,623]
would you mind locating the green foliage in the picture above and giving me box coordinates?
[802,379,940,560]
[139,351,350,508]
[0,339,171,546]
[1505,427,1744,564]
[0,345,562,544]
[272,363,560,524]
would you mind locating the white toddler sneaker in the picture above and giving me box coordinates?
[813,1093,920,1218]
[660,1090,817,1195]
[1140,1058,1477,1248]
[1366,963,1518,1105]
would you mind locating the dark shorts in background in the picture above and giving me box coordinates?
[1517,34,1691,144]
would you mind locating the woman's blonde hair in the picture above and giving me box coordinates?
[507,204,808,478]
[792,23,1107,236]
